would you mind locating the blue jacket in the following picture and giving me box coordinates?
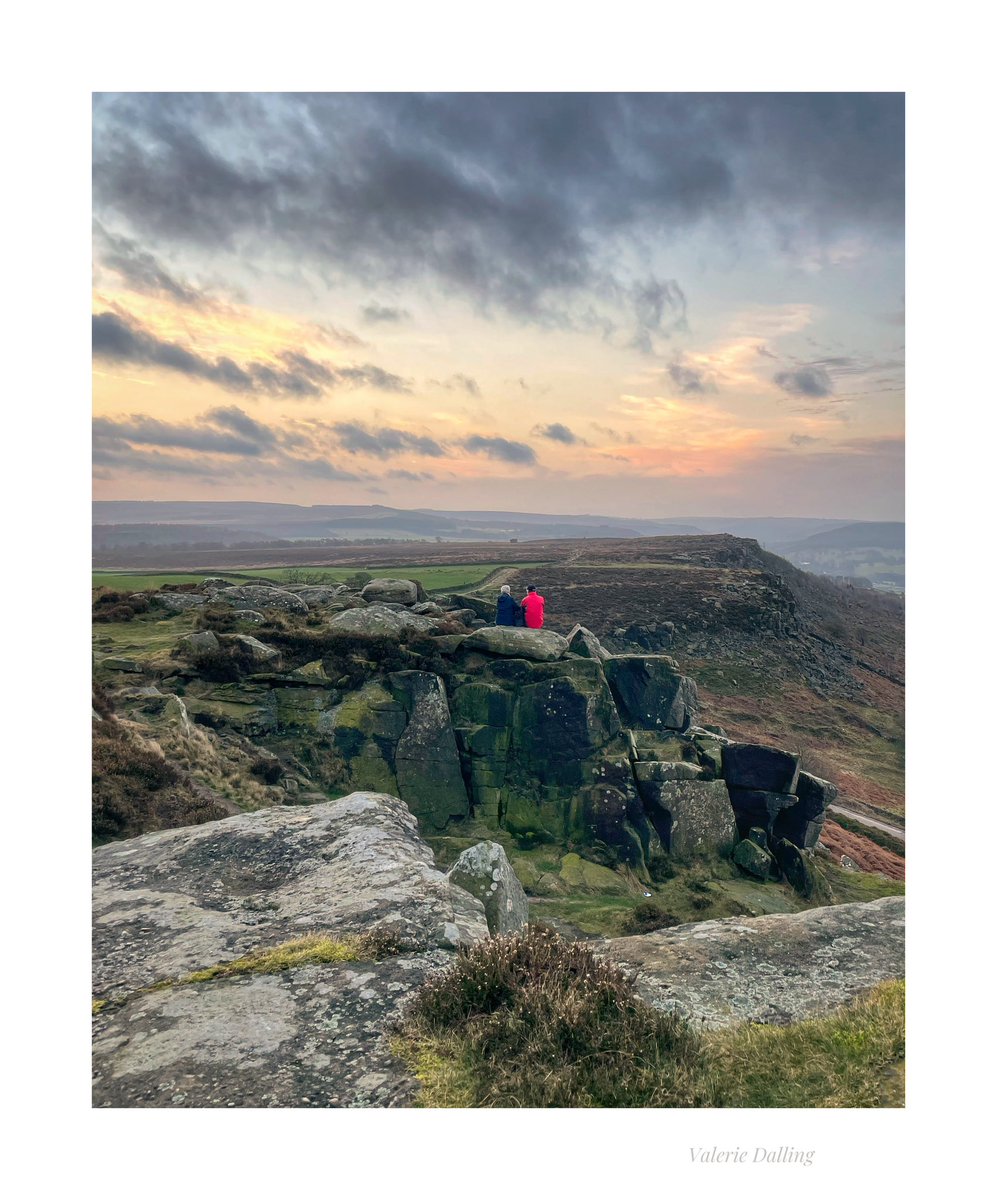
[496,593,518,625]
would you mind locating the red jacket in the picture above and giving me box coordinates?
[521,591,545,628]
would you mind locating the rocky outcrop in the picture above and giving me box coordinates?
[446,842,529,935]
[388,672,469,830]
[638,779,737,858]
[603,896,905,1026]
[92,792,488,1000]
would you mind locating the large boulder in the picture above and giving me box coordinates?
[462,626,568,662]
[231,635,283,669]
[602,897,905,1027]
[446,593,495,620]
[217,586,308,615]
[361,579,420,605]
[92,792,488,1002]
[327,606,438,638]
[774,771,836,848]
[603,655,698,730]
[446,842,529,935]
[732,836,775,878]
[176,630,220,656]
[294,586,346,609]
[637,779,737,858]
[388,671,469,830]
[721,743,800,793]
[156,592,207,612]
[565,625,611,660]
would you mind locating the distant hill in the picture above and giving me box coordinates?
[782,522,905,552]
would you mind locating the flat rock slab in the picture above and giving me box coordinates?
[602,896,904,1027]
[462,626,568,661]
[93,793,487,998]
[92,951,450,1108]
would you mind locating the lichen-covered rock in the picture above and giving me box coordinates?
[603,655,698,730]
[231,609,265,624]
[462,626,568,662]
[92,950,453,1108]
[722,743,800,793]
[556,852,632,894]
[92,792,488,1000]
[361,578,420,605]
[177,630,220,656]
[732,837,775,878]
[293,586,346,608]
[217,586,309,615]
[231,635,283,668]
[638,779,737,858]
[602,896,905,1027]
[327,605,438,637]
[446,842,528,934]
[632,760,705,784]
[156,593,208,611]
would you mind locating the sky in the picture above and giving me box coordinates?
[92,92,904,520]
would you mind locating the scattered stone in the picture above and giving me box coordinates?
[556,852,631,894]
[411,602,445,617]
[288,660,332,684]
[446,842,529,935]
[327,606,438,637]
[231,609,265,624]
[231,635,283,669]
[294,586,346,608]
[100,657,141,672]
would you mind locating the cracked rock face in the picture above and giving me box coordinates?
[601,896,905,1027]
[92,792,488,999]
[92,951,452,1108]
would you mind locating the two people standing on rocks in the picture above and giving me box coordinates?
[495,584,546,628]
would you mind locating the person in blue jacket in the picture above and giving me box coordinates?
[495,584,520,626]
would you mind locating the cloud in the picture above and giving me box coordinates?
[630,278,688,352]
[361,302,411,324]
[590,422,637,445]
[532,422,582,445]
[332,422,445,458]
[92,406,364,482]
[432,373,481,397]
[387,468,435,482]
[92,310,411,396]
[94,223,206,306]
[92,93,903,327]
[460,435,537,465]
[788,433,822,446]
[774,365,834,398]
[666,358,712,395]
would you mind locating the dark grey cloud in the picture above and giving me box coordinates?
[788,433,821,446]
[94,223,205,305]
[590,422,637,445]
[461,435,537,465]
[92,93,903,327]
[774,365,834,398]
[532,422,581,445]
[667,358,711,395]
[332,422,445,458]
[361,302,411,324]
[92,406,363,482]
[387,468,435,482]
[92,310,410,397]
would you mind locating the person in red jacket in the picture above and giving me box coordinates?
[520,585,546,628]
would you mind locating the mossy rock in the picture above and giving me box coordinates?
[556,853,632,895]
[732,837,775,879]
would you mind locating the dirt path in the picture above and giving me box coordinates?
[828,804,906,843]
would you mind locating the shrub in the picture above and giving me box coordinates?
[401,924,706,1107]
[195,604,241,634]
[187,641,260,682]
[621,901,680,934]
[92,589,150,623]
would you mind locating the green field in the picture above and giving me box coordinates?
[92,562,543,595]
